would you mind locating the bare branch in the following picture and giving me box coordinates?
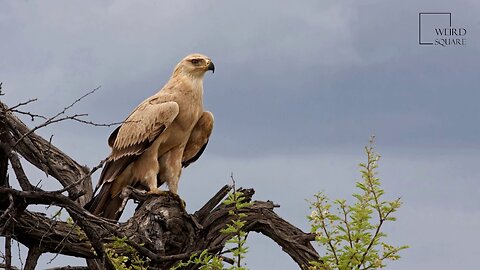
[70,118,123,127]
[7,99,39,112]
[0,100,93,205]
[25,247,42,270]
[8,109,47,121]
[13,86,100,147]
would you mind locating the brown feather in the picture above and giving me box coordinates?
[182,111,214,167]
[110,125,165,161]
[86,182,124,220]
[113,101,178,150]
[98,156,135,188]
[183,140,208,168]
[108,126,120,148]
[86,182,112,216]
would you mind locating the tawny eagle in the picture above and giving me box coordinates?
[87,54,215,220]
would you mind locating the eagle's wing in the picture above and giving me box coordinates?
[86,100,179,219]
[182,111,214,167]
[98,100,179,187]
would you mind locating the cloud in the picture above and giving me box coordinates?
[1,0,479,269]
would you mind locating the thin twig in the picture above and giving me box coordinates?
[0,194,14,234]
[16,241,23,270]
[7,99,38,111]
[230,172,236,191]
[13,86,101,147]
[70,118,123,127]
[34,179,43,189]
[6,97,47,121]
[8,109,47,121]
[52,160,104,195]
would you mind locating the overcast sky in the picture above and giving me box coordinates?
[1,0,480,269]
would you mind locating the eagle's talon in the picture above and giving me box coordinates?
[147,190,186,210]
[147,189,168,196]
[169,192,187,211]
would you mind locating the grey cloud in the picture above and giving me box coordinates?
[1,0,479,269]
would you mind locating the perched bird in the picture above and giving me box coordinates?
[86,54,215,220]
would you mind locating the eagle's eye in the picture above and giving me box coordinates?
[191,59,200,65]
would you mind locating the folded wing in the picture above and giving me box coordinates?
[98,100,179,186]
[182,111,214,167]
[86,100,179,219]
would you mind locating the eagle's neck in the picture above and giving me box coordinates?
[164,72,204,105]
[188,76,204,105]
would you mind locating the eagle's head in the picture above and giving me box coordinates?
[174,53,215,78]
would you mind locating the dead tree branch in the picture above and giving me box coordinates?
[0,100,93,206]
[0,95,321,269]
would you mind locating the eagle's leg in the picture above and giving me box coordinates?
[145,172,168,196]
[165,173,187,211]
[158,147,186,210]
[146,172,172,196]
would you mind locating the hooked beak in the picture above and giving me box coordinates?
[207,61,215,74]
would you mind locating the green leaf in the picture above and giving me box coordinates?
[307,138,408,269]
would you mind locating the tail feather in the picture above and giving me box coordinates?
[85,182,124,220]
